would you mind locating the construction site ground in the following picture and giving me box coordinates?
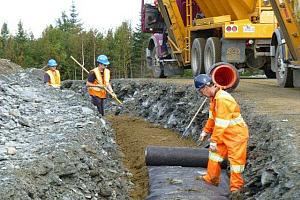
[106,78,300,200]
[1,62,299,200]
[236,79,300,129]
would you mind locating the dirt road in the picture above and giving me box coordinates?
[236,79,300,129]
[233,79,300,160]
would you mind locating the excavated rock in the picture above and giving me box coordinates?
[0,59,22,74]
[0,69,131,199]
[62,79,300,199]
[109,80,299,200]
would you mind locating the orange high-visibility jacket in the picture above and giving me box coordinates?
[46,70,61,88]
[88,67,110,98]
[203,89,249,144]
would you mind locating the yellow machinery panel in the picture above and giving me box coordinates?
[223,21,276,38]
[194,0,256,20]
[194,15,231,26]
[193,0,273,21]
[270,0,300,62]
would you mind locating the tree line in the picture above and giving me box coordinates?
[0,3,151,80]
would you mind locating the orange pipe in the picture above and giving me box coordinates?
[210,63,239,90]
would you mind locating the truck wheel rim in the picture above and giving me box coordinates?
[277,51,285,79]
[192,48,200,74]
[205,47,213,72]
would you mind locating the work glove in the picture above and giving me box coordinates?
[209,142,217,152]
[199,131,208,141]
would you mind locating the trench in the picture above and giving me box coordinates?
[62,78,299,199]
[107,115,198,200]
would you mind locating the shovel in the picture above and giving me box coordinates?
[70,56,123,105]
[181,97,207,139]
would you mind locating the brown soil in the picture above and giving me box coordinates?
[107,115,197,200]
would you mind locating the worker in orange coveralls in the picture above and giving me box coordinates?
[194,74,249,200]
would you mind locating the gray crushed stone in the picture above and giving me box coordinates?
[0,69,131,200]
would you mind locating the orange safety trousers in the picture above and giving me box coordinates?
[203,138,248,192]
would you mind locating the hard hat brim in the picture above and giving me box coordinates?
[102,61,110,65]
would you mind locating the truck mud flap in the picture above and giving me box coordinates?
[221,39,246,63]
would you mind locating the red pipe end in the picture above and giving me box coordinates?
[211,64,238,90]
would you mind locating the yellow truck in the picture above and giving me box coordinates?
[142,0,277,78]
[270,0,300,87]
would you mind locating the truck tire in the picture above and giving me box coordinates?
[153,63,166,78]
[263,66,276,79]
[275,45,293,87]
[191,38,205,76]
[147,46,165,78]
[204,37,221,73]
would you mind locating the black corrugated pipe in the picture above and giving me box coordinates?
[145,146,227,168]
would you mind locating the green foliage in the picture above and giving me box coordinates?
[0,3,151,80]
[181,69,193,78]
[1,23,9,40]
[131,20,151,78]
[240,68,264,77]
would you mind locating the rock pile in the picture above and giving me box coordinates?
[108,79,299,200]
[0,59,22,74]
[0,69,131,199]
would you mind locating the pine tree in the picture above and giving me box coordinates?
[14,20,28,66]
[114,22,133,78]
[70,0,81,26]
[56,11,73,32]
[132,21,151,77]
[16,20,27,42]
[1,23,9,40]
[0,23,10,57]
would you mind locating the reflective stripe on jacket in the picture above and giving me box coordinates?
[203,89,249,144]
[46,70,61,88]
[88,67,110,98]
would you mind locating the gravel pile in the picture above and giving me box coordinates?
[0,69,131,199]
[0,59,22,74]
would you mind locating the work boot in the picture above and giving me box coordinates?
[230,190,243,200]
[195,175,205,181]
[195,175,219,186]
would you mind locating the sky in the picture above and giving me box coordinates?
[0,0,142,38]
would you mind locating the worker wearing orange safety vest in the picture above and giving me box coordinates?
[194,74,249,199]
[86,55,116,116]
[44,59,61,88]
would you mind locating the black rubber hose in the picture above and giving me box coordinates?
[145,146,227,168]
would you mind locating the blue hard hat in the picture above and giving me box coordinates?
[194,74,212,89]
[47,59,57,67]
[97,55,110,65]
